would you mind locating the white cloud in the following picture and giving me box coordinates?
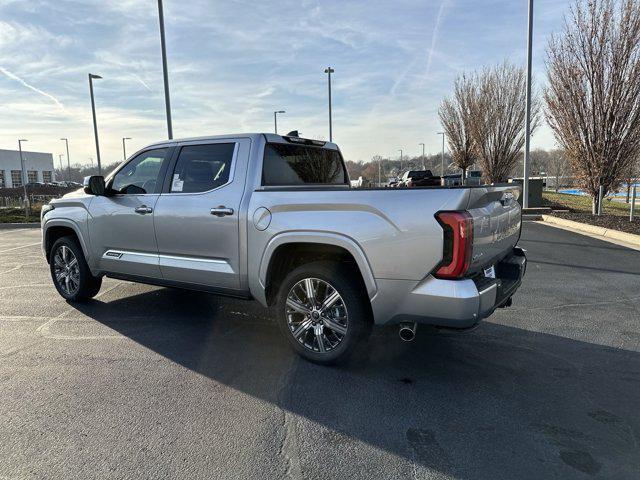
[0,0,567,164]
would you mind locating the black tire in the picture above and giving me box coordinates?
[49,236,102,302]
[276,261,371,365]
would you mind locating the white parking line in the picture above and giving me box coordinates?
[0,242,41,254]
[0,283,49,290]
[0,261,42,275]
[36,281,125,339]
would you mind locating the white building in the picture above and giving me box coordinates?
[0,149,55,188]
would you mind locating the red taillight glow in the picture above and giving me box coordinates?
[434,211,474,279]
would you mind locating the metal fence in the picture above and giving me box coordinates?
[0,185,76,209]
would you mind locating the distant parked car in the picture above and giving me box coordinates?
[399,170,441,187]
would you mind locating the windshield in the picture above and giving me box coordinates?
[262,143,347,186]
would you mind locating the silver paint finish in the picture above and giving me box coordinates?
[466,185,522,272]
[43,132,524,328]
[152,138,250,289]
[89,193,162,278]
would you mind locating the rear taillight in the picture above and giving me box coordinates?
[434,211,474,279]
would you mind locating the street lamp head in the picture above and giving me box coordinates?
[18,139,28,142]
[275,110,285,114]
[60,138,67,141]
[419,142,425,146]
[89,73,102,80]
[123,137,132,140]
[324,67,334,74]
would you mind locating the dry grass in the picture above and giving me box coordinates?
[542,191,633,216]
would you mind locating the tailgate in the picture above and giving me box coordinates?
[466,185,522,274]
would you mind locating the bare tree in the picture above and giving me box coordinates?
[625,155,639,202]
[468,63,539,184]
[439,75,477,182]
[547,149,569,192]
[545,0,640,213]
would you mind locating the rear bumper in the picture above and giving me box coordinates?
[371,247,526,328]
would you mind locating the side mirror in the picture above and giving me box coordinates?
[83,175,106,196]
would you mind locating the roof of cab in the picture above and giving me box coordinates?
[146,133,339,150]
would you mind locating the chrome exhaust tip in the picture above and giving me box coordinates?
[399,322,417,342]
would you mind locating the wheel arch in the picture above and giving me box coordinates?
[257,232,377,307]
[43,220,89,263]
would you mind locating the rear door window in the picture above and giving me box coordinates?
[170,143,236,193]
[262,143,347,186]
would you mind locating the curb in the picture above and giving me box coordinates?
[541,214,640,247]
[0,223,41,230]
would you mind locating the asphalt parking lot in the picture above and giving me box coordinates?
[1,222,639,479]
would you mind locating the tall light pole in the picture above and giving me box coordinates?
[398,149,403,171]
[324,67,334,142]
[273,111,285,134]
[60,138,71,180]
[437,132,445,176]
[18,139,29,218]
[122,137,132,161]
[419,142,425,169]
[523,0,534,208]
[88,73,102,175]
[157,0,173,139]
[58,154,64,180]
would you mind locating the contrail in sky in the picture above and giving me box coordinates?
[0,65,64,109]
[132,73,152,91]
[423,0,450,83]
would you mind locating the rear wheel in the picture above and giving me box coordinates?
[276,261,371,365]
[50,236,102,302]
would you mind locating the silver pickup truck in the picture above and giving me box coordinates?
[41,133,526,364]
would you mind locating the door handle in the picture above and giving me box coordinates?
[210,206,234,217]
[134,205,153,215]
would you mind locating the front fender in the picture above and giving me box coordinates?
[42,217,92,269]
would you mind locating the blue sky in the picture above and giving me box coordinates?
[0,0,569,166]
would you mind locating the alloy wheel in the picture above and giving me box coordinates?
[285,277,349,353]
[53,245,80,296]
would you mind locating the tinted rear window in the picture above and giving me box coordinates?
[408,170,433,179]
[262,143,347,186]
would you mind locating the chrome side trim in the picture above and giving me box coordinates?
[102,250,159,266]
[159,254,234,274]
[102,250,234,275]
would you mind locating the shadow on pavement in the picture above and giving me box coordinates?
[74,287,640,480]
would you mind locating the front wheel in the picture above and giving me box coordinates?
[276,261,371,365]
[50,236,102,302]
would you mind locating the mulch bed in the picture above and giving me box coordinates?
[550,211,640,236]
